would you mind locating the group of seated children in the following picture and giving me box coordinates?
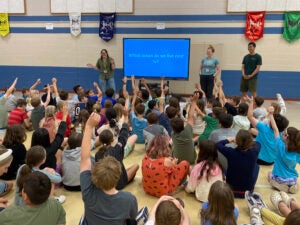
[0,75,299,225]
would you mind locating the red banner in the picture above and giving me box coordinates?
[245,12,265,41]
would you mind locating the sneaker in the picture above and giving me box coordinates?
[252,192,267,209]
[250,206,264,225]
[136,206,149,225]
[245,191,256,209]
[54,195,66,204]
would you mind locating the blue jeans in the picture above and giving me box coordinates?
[99,77,116,93]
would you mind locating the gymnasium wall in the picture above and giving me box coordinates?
[0,0,299,98]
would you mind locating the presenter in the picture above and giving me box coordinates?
[241,42,262,99]
[87,49,116,92]
[199,45,220,99]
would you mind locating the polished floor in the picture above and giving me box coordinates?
[2,100,300,225]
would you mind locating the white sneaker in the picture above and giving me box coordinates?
[54,195,66,204]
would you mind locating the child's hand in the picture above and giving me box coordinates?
[43,167,56,175]
[227,137,235,143]
[195,83,201,90]
[36,78,41,84]
[52,77,57,84]
[192,92,199,101]
[123,76,128,84]
[93,82,98,88]
[86,112,100,128]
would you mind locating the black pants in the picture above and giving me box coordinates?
[200,75,214,99]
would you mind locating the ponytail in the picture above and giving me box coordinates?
[16,164,33,195]
[95,145,109,161]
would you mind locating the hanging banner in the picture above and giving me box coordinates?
[245,11,265,41]
[283,12,300,43]
[69,12,81,37]
[0,13,10,37]
[99,13,116,42]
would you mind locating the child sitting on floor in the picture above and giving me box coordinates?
[200,180,239,225]
[268,108,300,194]
[185,140,224,202]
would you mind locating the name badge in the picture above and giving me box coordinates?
[103,70,108,73]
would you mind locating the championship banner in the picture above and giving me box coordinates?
[99,13,116,42]
[283,12,300,43]
[245,11,265,41]
[69,12,81,37]
[0,13,10,37]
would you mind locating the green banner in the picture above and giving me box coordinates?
[283,12,300,43]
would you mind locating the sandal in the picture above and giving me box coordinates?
[270,191,283,215]
[280,191,296,209]
[269,179,289,193]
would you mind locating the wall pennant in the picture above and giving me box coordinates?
[99,13,116,42]
[245,11,265,41]
[69,12,81,37]
[0,13,10,37]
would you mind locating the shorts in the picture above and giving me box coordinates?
[124,143,133,158]
[240,78,258,93]
[0,182,8,195]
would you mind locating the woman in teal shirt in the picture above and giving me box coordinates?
[199,45,221,99]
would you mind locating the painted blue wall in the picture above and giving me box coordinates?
[0,65,299,98]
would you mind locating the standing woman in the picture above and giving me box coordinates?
[199,45,221,99]
[87,49,116,92]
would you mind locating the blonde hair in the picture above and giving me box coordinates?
[45,105,56,117]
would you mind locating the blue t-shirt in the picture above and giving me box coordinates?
[101,96,116,108]
[130,111,147,143]
[201,202,239,225]
[256,121,276,163]
[272,137,300,179]
[201,57,220,75]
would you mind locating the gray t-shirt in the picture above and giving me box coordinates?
[143,124,168,150]
[208,128,238,144]
[80,170,137,225]
[31,105,45,130]
[0,97,8,128]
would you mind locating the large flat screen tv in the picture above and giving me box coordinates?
[123,38,190,79]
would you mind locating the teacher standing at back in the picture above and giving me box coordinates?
[199,45,221,99]
[240,42,262,100]
[87,49,116,92]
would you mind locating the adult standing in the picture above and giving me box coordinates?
[87,49,116,93]
[199,45,220,99]
[241,42,262,99]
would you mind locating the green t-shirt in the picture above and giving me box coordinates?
[0,198,66,225]
[172,123,196,164]
[198,115,219,142]
[96,57,115,79]
[242,53,262,79]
